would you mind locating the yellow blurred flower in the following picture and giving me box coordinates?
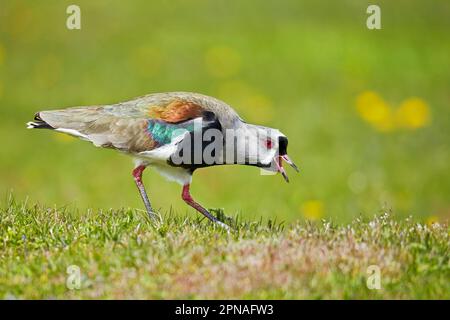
[301,200,324,221]
[356,91,431,132]
[426,215,439,226]
[356,91,395,132]
[396,97,431,129]
[205,46,241,78]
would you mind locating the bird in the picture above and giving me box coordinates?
[27,92,298,229]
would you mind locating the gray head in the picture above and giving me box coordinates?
[227,122,299,182]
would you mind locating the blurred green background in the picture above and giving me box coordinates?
[0,0,449,223]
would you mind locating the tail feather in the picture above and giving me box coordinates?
[26,112,54,129]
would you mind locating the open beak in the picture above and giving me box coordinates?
[275,154,299,183]
[281,154,299,172]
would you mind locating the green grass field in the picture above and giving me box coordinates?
[1,199,448,299]
[0,1,449,299]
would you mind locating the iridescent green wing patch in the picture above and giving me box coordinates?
[147,120,195,147]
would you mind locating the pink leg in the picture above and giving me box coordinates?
[132,165,156,220]
[182,184,230,230]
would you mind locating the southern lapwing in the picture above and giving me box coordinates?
[27,92,298,229]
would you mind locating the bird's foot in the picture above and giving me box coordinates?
[212,218,231,232]
[208,208,233,232]
[146,210,159,221]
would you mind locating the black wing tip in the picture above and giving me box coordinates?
[26,112,54,129]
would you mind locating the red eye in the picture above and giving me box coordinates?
[265,139,273,149]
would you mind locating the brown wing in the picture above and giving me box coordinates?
[37,97,208,153]
[147,100,204,123]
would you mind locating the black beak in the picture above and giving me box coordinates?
[281,154,299,172]
[275,154,299,183]
[276,136,299,182]
[275,156,289,183]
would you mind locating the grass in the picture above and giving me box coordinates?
[0,0,449,300]
[1,198,448,299]
[1,0,450,223]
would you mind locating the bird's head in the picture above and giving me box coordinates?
[233,124,299,182]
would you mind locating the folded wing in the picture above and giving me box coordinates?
[34,95,211,154]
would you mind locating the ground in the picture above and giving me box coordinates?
[1,1,450,224]
[0,199,448,299]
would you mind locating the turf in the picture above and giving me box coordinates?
[0,0,449,300]
[1,0,449,223]
[1,198,448,299]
